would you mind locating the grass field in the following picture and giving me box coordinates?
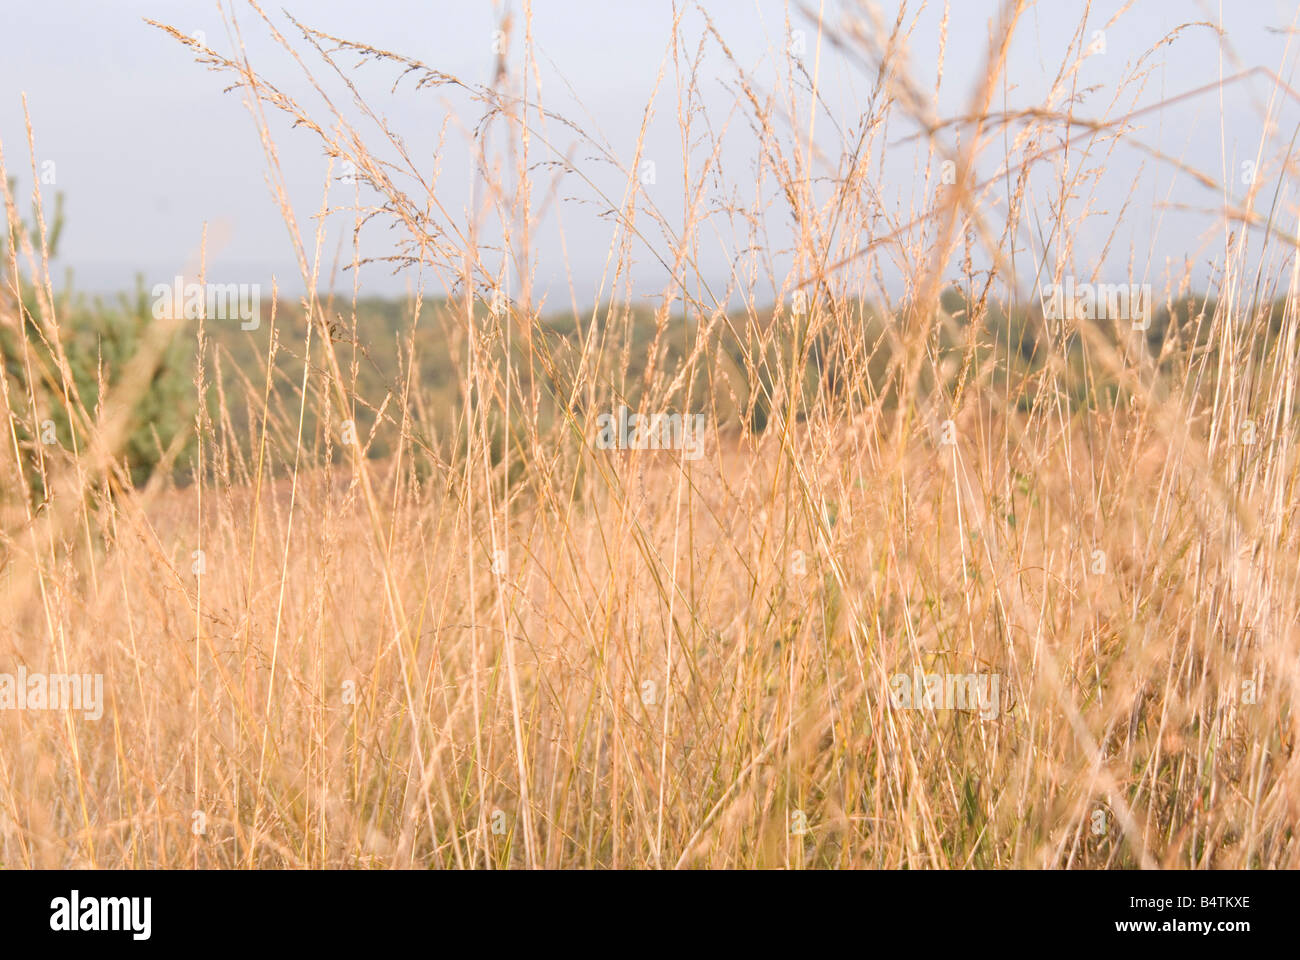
[1,2,1298,868]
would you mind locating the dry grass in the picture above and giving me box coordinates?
[0,1,1298,868]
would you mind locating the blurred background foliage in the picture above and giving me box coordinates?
[0,189,1284,491]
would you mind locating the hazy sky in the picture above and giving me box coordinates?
[3,1,1299,309]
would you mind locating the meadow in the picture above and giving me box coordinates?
[0,2,1297,868]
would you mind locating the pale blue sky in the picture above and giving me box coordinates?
[2,1,1299,308]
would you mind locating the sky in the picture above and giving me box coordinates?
[2,0,1299,310]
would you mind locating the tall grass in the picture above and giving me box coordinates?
[0,1,1297,868]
